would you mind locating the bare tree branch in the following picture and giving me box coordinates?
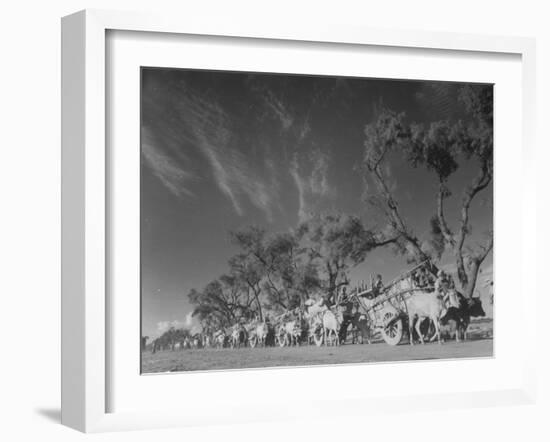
[371,165,429,262]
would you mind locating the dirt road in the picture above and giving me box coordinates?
[141,338,493,373]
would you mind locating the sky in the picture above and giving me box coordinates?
[140,68,494,339]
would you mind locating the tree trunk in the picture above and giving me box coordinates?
[455,249,468,289]
[464,259,482,299]
[456,236,493,299]
[254,291,263,320]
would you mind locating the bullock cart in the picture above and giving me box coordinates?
[351,261,436,346]
[272,307,326,347]
[272,309,305,347]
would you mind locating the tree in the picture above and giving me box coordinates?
[187,214,393,326]
[262,232,322,311]
[229,226,320,314]
[227,253,265,320]
[296,213,388,303]
[188,274,253,329]
[154,327,191,351]
[362,110,430,263]
[362,84,493,298]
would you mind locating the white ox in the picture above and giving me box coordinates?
[405,291,446,345]
[255,322,269,347]
[321,310,341,346]
[304,298,341,346]
[213,331,225,349]
[280,320,301,346]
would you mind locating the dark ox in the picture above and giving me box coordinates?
[440,292,485,342]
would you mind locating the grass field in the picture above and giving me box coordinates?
[141,337,493,373]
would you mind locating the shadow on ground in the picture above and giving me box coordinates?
[35,408,61,423]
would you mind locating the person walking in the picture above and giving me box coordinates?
[338,286,354,344]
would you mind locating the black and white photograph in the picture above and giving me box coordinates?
[140,68,494,374]
[3,0,548,439]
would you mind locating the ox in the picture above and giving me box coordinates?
[231,324,247,348]
[191,334,202,349]
[255,322,269,347]
[350,312,371,344]
[321,310,341,346]
[304,298,327,344]
[304,298,341,346]
[280,319,302,346]
[440,292,485,342]
[213,331,226,349]
[307,315,323,345]
[405,291,446,345]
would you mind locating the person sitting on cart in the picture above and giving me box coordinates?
[447,274,456,290]
[412,269,421,287]
[372,274,384,298]
[435,269,446,293]
[435,269,459,308]
[437,269,456,293]
[360,274,384,299]
[339,285,352,304]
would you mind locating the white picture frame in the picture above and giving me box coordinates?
[61,9,537,433]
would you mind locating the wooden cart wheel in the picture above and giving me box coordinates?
[381,312,403,346]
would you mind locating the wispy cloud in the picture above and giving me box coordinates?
[290,161,307,222]
[141,127,197,198]
[290,149,333,222]
[310,150,330,197]
[173,85,277,221]
[298,116,311,141]
[143,77,341,223]
[262,90,293,130]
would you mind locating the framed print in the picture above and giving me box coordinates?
[139,67,494,373]
[61,9,537,433]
